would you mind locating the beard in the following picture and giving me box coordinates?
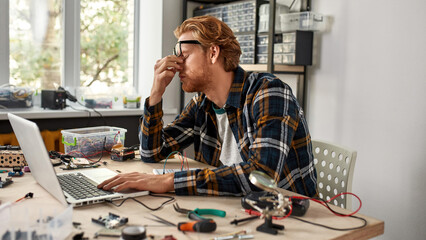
[180,61,212,93]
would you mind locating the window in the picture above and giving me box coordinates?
[9,0,62,89]
[1,0,139,94]
[80,0,134,89]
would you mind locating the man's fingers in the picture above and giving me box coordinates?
[99,172,145,191]
[113,180,141,192]
[155,55,183,73]
[97,175,119,188]
[157,61,182,73]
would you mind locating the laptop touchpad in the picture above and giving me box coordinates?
[81,168,118,184]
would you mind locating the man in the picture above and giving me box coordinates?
[98,16,317,197]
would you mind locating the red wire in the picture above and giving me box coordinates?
[15,196,26,203]
[290,192,362,217]
[113,131,120,143]
[274,205,293,220]
[185,151,189,170]
[244,207,292,220]
[244,192,362,219]
[68,150,104,161]
[177,152,184,170]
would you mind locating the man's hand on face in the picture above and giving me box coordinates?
[97,172,175,193]
[149,55,184,106]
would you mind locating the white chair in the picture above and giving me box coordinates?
[312,140,357,209]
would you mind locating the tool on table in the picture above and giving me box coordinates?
[212,230,254,240]
[213,234,254,240]
[244,170,291,235]
[121,226,146,240]
[147,214,176,227]
[230,215,259,225]
[148,214,217,233]
[173,203,226,220]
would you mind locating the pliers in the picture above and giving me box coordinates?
[173,203,226,220]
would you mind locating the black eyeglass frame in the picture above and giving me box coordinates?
[173,40,201,57]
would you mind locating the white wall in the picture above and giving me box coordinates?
[309,1,426,239]
[138,1,162,102]
[161,0,182,112]
[139,0,181,124]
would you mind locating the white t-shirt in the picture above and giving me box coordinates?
[214,106,244,166]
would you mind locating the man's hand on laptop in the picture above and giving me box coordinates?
[97,172,174,193]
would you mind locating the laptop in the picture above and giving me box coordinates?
[7,113,148,207]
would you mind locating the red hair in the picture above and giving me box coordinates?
[174,15,241,72]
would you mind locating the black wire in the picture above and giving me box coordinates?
[128,144,140,150]
[77,101,107,126]
[289,0,297,10]
[89,136,107,165]
[289,196,368,231]
[106,193,175,211]
[290,215,368,231]
[66,104,91,115]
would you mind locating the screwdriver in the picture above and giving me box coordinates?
[149,214,216,233]
[178,219,217,233]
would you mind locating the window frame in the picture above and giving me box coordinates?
[0,0,140,92]
[0,0,9,86]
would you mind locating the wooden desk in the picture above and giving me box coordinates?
[0,157,384,239]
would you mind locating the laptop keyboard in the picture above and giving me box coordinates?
[58,173,114,200]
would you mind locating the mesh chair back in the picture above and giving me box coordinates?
[312,140,357,209]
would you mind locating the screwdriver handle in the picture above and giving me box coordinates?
[177,219,217,233]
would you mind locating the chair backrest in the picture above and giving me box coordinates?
[312,140,357,209]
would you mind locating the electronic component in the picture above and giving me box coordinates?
[110,147,135,161]
[92,213,128,229]
[0,145,27,167]
[60,162,101,170]
[41,90,67,109]
[242,191,309,217]
[0,177,13,188]
[8,166,24,177]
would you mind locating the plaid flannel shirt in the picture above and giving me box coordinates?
[139,66,317,197]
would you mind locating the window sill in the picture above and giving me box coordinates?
[0,106,178,120]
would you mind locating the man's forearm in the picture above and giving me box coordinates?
[148,92,162,106]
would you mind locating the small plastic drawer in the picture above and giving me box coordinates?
[274,54,283,64]
[282,43,296,53]
[274,43,282,53]
[256,54,268,64]
[257,45,268,54]
[282,32,297,43]
[282,53,296,64]
[280,11,327,32]
[257,35,268,45]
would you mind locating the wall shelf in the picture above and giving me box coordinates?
[241,64,305,73]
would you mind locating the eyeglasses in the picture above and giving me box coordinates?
[173,40,201,57]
